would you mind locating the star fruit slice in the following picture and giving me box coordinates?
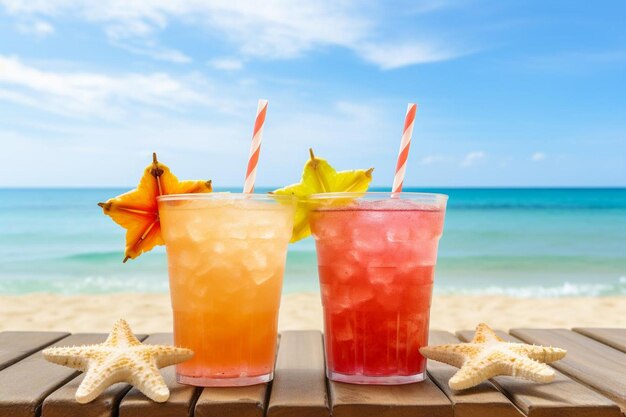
[273,149,373,242]
[98,153,212,262]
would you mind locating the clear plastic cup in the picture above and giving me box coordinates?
[158,193,296,386]
[309,192,447,384]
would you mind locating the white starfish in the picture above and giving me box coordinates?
[420,323,566,390]
[43,319,193,403]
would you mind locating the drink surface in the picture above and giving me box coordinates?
[310,199,445,381]
[159,197,294,384]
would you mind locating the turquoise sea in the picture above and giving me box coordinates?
[0,188,624,297]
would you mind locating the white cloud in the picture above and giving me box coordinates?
[358,41,468,70]
[0,99,394,187]
[16,19,54,36]
[461,151,485,167]
[113,41,192,64]
[0,0,470,69]
[333,101,378,120]
[420,155,446,165]
[208,57,244,71]
[0,55,214,118]
[531,152,546,162]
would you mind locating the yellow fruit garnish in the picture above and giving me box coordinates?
[273,149,373,242]
[98,153,212,262]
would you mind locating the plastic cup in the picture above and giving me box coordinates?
[309,192,447,384]
[158,193,296,386]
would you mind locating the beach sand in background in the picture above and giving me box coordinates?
[1,292,625,333]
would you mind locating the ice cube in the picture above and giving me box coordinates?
[320,283,333,300]
[221,271,246,294]
[195,279,214,298]
[402,240,438,266]
[386,227,411,242]
[368,267,396,286]
[173,248,199,271]
[332,317,355,342]
[230,228,247,240]
[254,226,276,239]
[350,284,375,305]
[227,238,250,254]
[252,270,275,285]
[243,250,268,271]
[329,261,360,283]
[352,241,388,267]
[193,253,221,278]
[322,283,353,312]
[186,220,207,242]
[212,242,226,255]
[319,224,342,240]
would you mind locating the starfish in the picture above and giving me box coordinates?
[420,323,566,390]
[43,319,193,403]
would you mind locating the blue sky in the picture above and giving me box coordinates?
[0,0,624,187]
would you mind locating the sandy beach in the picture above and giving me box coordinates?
[1,292,624,333]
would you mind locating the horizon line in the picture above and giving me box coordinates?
[1,186,625,190]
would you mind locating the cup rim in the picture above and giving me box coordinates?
[157,192,297,203]
[307,191,448,202]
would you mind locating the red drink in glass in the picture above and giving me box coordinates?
[309,193,447,384]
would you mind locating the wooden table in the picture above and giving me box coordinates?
[0,328,624,417]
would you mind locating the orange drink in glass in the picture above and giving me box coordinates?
[158,193,296,386]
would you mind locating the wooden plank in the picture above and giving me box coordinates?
[573,328,626,353]
[328,361,452,417]
[0,334,108,417]
[194,384,268,417]
[329,378,452,417]
[119,333,200,417]
[0,331,69,371]
[427,330,524,417]
[510,328,626,413]
[41,334,148,417]
[267,330,329,417]
[457,329,622,417]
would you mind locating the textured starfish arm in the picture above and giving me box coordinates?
[420,344,473,368]
[472,323,504,343]
[513,344,567,363]
[42,347,91,371]
[105,319,143,347]
[76,364,128,404]
[130,364,170,403]
[449,359,502,390]
[506,355,556,383]
[153,346,194,368]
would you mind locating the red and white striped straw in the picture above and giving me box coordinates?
[243,99,268,194]
[392,103,418,194]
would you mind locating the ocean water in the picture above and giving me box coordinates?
[0,188,624,297]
